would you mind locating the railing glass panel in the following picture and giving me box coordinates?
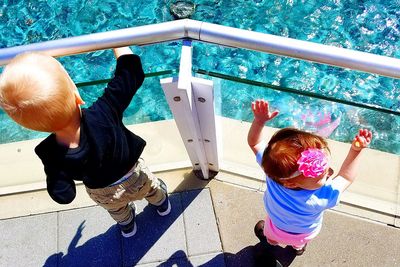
[194,69,400,155]
[197,71,399,223]
[55,43,182,83]
[1,49,399,155]
[192,42,400,113]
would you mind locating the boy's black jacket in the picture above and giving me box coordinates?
[35,54,145,204]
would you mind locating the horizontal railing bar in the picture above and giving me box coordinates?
[1,20,400,79]
[196,69,400,116]
[198,22,400,79]
[0,20,202,66]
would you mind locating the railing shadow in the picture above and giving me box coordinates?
[42,234,295,267]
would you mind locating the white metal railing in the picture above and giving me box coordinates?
[1,19,399,224]
[1,19,400,79]
[160,41,219,179]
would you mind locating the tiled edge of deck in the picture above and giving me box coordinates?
[1,118,399,226]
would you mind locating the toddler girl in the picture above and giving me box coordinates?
[247,99,372,255]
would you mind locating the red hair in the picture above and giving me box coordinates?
[262,128,329,183]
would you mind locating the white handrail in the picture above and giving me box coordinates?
[1,19,399,79]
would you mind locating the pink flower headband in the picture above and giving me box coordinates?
[281,148,329,179]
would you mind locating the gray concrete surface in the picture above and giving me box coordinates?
[210,181,400,267]
[1,181,400,267]
[0,189,223,267]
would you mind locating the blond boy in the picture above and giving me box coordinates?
[0,48,171,238]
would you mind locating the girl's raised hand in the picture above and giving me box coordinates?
[352,129,372,151]
[251,99,279,124]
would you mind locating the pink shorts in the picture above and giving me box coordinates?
[263,215,321,248]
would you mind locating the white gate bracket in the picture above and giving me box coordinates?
[160,40,219,179]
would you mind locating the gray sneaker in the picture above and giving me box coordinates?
[119,203,137,238]
[155,179,171,216]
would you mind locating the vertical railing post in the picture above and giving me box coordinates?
[160,40,219,179]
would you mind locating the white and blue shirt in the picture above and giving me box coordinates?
[256,146,348,234]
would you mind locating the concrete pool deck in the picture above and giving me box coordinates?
[1,118,400,266]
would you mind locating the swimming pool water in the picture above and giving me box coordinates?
[0,0,399,154]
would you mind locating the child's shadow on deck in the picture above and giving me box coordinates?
[251,242,297,267]
[42,176,296,267]
[43,180,212,267]
[42,220,122,267]
[43,222,296,267]
[43,192,190,266]
[149,242,296,267]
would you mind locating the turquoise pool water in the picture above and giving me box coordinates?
[0,0,399,154]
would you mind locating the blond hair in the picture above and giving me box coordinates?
[0,52,77,132]
[262,128,330,183]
